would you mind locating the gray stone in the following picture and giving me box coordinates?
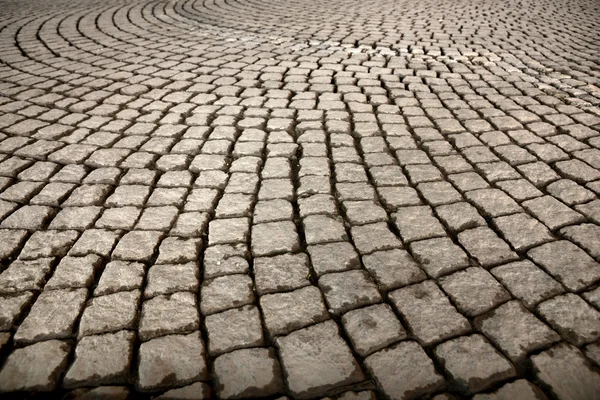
[145,262,199,298]
[409,237,470,278]
[95,261,145,296]
[14,288,88,344]
[532,343,600,400]
[254,253,310,295]
[523,196,585,230]
[0,258,54,294]
[342,304,406,357]
[475,301,560,361]
[435,202,486,232]
[19,230,79,260]
[205,305,264,356]
[214,348,284,399]
[393,206,446,243]
[46,255,103,289]
[303,215,348,244]
[493,213,554,251]
[208,218,250,245]
[154,382,212,400]
[64,330,135,388]
[472,380,548,400]
[537,293,600,346]
[137,332,207,391]
[434,334,516,394]
[275,320,364,399]
[0,340,70,392]
[260,286,329,337]
[364,341,444,400]
[389,280,471,345]
[203,244,249,279]
[251,221,300,256]
[307,242,360,276]
[0,291,33,330]
[78,290,140,337]
[200,274,254,315]
[560,224,600,259]
[112,230,164,262]
[318,270,381,315]
[458,227,518,268]
[156,237,202,264]
[139,292,200,341]
[362,249,426,291]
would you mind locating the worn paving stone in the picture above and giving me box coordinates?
[139,292,200,341]
[205,305,264,356]
[64,330,135,388]
[362,248,427,291]
[531,343,600,400]
[493,213,554,251]
[0,258,54,294]
[254,253,310,295]
[471,380,548,400]
[307,242,360,276]
[409,237,470,278]
[275,320,364,399]
[137,331,207,391]
[474,301,560,361]
[527,241,600,291]
[251,221,300,256]
[364,341,444,400]
[392,206,446,243]
[95,261,145,296]
[112,230,163,262]
[434,334,516,394]
[78,290,140,337]
[389,280,471,346]
[318,270,382,315]
[0,291,34,330]
[214,347,283,399]
[0,340,70,392]
[15,288,88,344]
[203,244,249,279]
[145,262,199,298]
[260,285,329,338]
[439,267,511,317]
[200,274,254,315]
[537,293,600,346]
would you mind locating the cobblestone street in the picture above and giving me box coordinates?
[0,0,599,398]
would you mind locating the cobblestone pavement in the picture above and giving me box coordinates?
[0,0,599,398]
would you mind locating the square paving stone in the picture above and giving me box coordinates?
[537,293,600,346]
[0,258,54,294]
[275,320,364,399]
[362,248,426,291]
[214,347,284,399]
[69,229,120,257]
[298,194,338,217]
[203,244,249,279]
[253,199,294,223]
[364,341,444,400]
[200,274,254,315]
[95,206,142,230]
[63,330,135,388]
[45,255,103,290]
[0,340,70,392]
[527,241,600,291]
[409,237,470,278]
[155,237,202,264]
[95,261,145,296]
[523,196,585,230]
[417,181,463,206]
[135,206,179,231]
[205,305,264,356]
[318,270,381,315]
[145,262,199,298]
[465,189,522,218]
[458,227,519,268]
[208,217,250,245]
[155,382,211,400]
[170,212,209,237]
[139,292,200,341]
[260,285,329,338]
[492,213,554,251]
[1,205,55,229]
[137,331,207,391]
[350,222,403,254]
[112,230,164,262]
[343,201,387,225]
[303,215,348,244]
[389,280,471,346]
[307,242,360,276]
[434,334,516,394]
[49,206,102,230]
[19,230,79,260]
[342,304,406,357]
[14,288,88,344]
[393,206,446,243]
[435,202,486,233]
[531,343,600,400]
[0,291,33,330]
[474,300,560,361]
[439,267,511,317]
[215,193,254,218]
[78,290,140,337]
[254,253,310,295]
[491,261,564,309]
[560,223,600,259]
[471,380,549,400]
[251,221,300,256]
[0,229,27,260]
[377,186,422,209]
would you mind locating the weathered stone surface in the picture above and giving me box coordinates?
[409,237,470,278]
[205,305,264,355]
[318,270,381,315]
[260,285,329,337]
[364,341,444,400]
[112,230,164,262]
[154,382,212,400]
[254,253,310,294]
[0,258,54,294]
[303,215,348,244]
[15,288,88,344]
[537,293,600,346]
[137,332,207,391]
[214,348,284,399]
[434,334,516,394]
[95,261,145,296]
[0,340,70,392]
[389,280,471,345]
[307,242,360,276]
[45,255,103,289]
[276,320,364,398]
[472,380,548,400]
[78,290,140,337]
[145,262,199,298]
[64,330,135,388]
[362,248,426,291]
[251,221,300,256]
[139,292,200,341]
[0,291,33,330]
[200,274,254,315]
[458,227,518,268]
[532,343,600,400]
[475,301,560,361]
